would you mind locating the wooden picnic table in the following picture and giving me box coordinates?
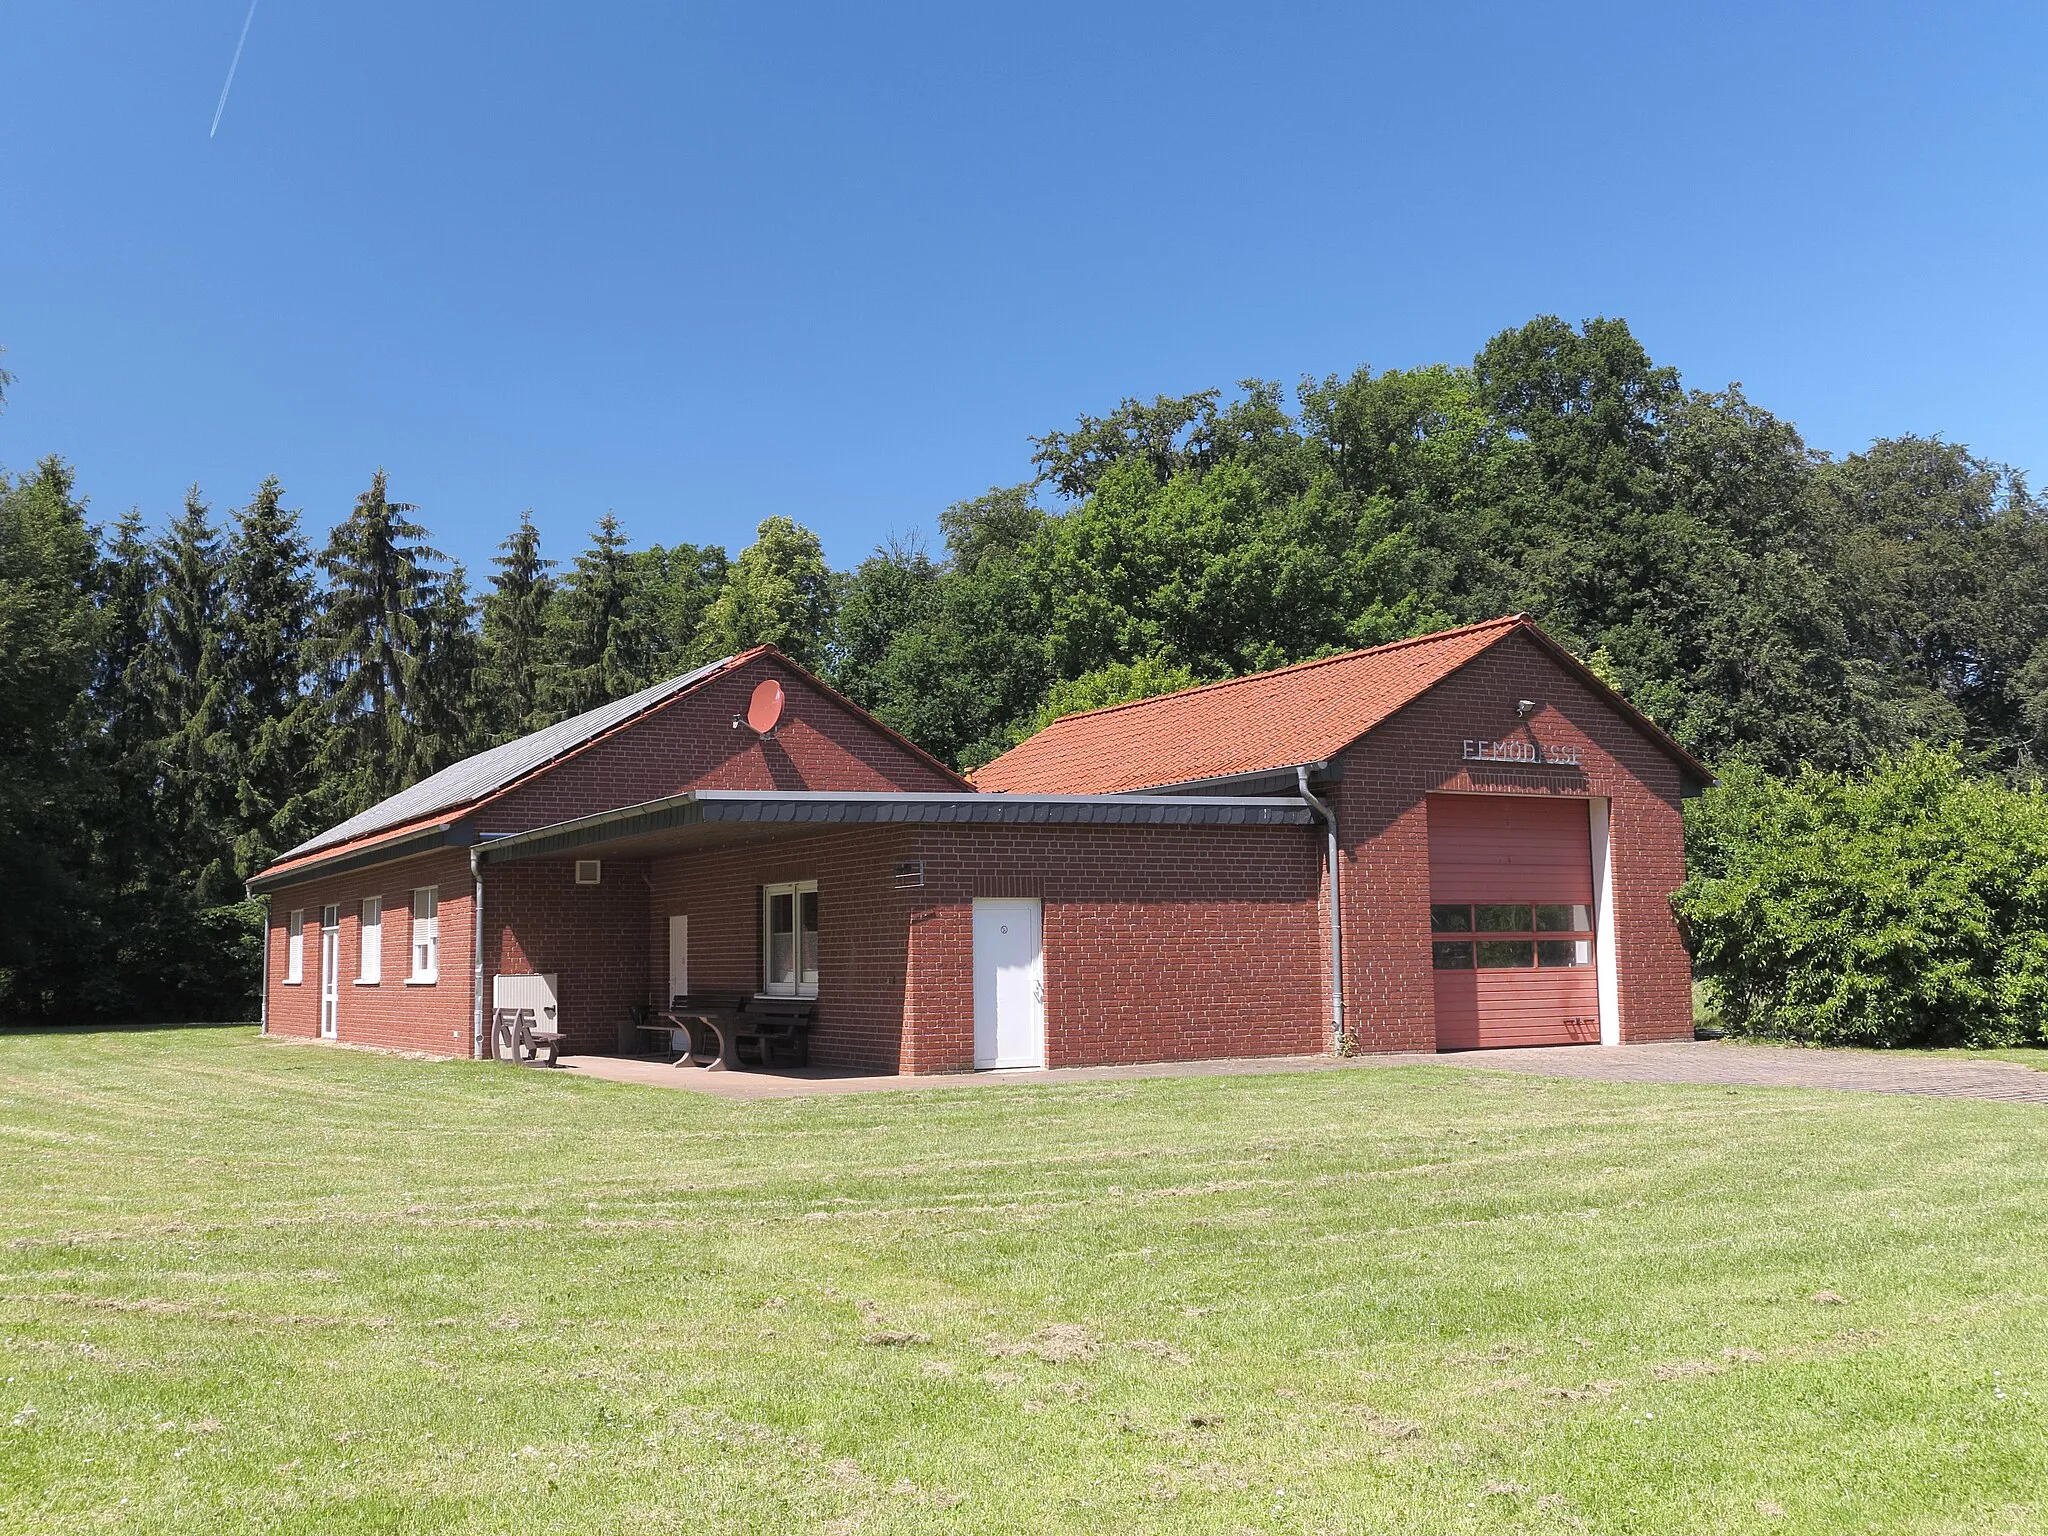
[632,996,815,1071]
[636,1000,750,1070]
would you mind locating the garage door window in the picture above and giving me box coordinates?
[1431,904,1592,969]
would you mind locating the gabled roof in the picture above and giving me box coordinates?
[260,653,749,883]
[254,642,979,891]
[972,616,1709,794]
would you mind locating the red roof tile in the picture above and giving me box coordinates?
[972,616,1703,794]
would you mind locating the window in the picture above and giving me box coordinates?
[1430,903,1593,970]
[761,881,819,997]
[1475,904,1531,932]
[410,887,439,983]
[358,896,382,984]
[285,910,304,984]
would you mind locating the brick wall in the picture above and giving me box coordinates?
[475,653,960,835]
[483,859,653,1055]
[1334,627,1694,1050]
[637,820,1323,1076]
[646,827,917,1072]
[898,825,1327,1073]
[262,846,475,1055]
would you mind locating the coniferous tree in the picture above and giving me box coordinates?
[311,470,447,811]
[407,562,479,778]
[0,458,104,1013]
[151,487,237,902]
[92,509,169,892]
[544,512,645,716]
[478,510,556,742]
[219,478,317,876]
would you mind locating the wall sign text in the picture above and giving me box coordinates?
[1461,738,1582,767]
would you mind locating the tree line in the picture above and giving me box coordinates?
[4,315,2047,1023]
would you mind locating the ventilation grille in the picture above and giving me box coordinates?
[574,860,602,886]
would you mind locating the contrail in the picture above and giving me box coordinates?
[209,0,261,138]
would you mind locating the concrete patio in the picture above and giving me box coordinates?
[550,1039,2048,1104]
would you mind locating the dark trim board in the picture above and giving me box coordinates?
[478,790,1315,864]
[247,822,476,893]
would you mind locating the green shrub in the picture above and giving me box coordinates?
[1676,746,2048,1047]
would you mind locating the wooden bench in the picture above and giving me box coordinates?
[735,996,817,1069]
[494,1008,564,1067]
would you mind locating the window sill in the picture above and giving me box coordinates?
[406,977,438,987]
[353,980,380,988]
[282,979,302,987]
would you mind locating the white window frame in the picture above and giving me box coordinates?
[760,881,819,998]
[409,886,439,984]
[285,910,304,984]
[357,895,382,984]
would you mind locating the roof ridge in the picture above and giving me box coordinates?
[1028,615,1528,731]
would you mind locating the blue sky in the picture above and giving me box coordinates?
[3,2,2044,575]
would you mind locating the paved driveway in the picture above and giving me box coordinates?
[554,1040,2048,1104]
[1427,1039,2048,1104]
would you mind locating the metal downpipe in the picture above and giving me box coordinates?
[470,846,486,1061]
[1296,765,1346,1052]
[255,892,269,1035]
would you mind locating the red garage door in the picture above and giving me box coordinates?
[1427,794,1599,1049]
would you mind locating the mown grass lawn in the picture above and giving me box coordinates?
[3,1027,2045,1535]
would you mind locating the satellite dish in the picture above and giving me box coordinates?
[746,679,786,735]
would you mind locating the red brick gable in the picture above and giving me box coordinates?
[255,647,965,888]
[475,650,966,833]
[972,616,1707,795]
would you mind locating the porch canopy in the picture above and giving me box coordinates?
[475,788,1315,865]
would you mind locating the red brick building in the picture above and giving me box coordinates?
[249,616,1707,1070]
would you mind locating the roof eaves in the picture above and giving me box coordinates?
[1108,760,1335,796]
[248,819,476,893]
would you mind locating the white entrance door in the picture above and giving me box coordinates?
[973,898,1044,1069]
[668,915,689,1003]
[318,905,340,1039]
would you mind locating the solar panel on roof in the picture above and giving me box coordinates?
[279,654,738,859]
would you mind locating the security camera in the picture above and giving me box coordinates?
[1516,699,1538,718]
